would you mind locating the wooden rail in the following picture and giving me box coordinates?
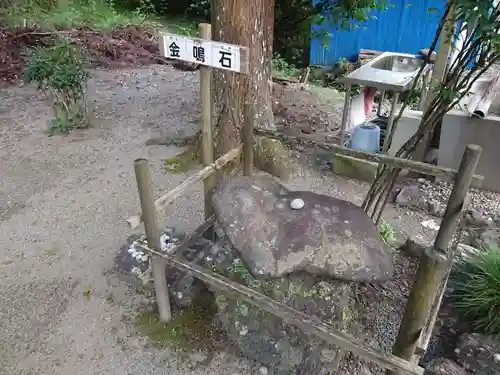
[127,146,241,229]
[135,219,425,375]
[130,96,482,375]
[253,128,483,187]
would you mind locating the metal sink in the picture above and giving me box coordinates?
[341,52,424,91]
[370,54,423,73]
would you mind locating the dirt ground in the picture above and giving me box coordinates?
[0,64,440,375]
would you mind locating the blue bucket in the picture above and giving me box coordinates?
[350,122,381,154]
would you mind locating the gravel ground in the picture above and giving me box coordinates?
[419,178,500,218]
[0,64,439,375]
[0,65,256,375]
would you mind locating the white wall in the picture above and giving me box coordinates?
[388,109,422,156]
[391,109,500,192]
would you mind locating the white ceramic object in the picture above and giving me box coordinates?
[290,198,305,210]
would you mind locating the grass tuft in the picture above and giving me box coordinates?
[2,0,148,29]
[451,244,500,334]
[1,0,199,32]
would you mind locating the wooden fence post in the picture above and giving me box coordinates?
[434,144,482,251]
[199,22,215,221]
[339,83,352,147]
[243,103,255,176]
[134,159,172,323]
[388,144,482,374]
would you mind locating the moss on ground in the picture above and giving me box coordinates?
[162,147,198,173]
[135,294,223,353]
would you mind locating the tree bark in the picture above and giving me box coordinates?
[211,0,297,180]
[211,0,275,155]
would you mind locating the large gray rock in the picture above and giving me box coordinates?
[465,208,493,229]
[395,184,423,208]
[425,358,467,375]
[212,238,355,375]
[471,228,500,250]
[212,176,393,282]
[455,333,500,375]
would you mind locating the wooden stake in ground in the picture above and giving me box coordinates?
[388,144,482,374]
[434,145,482,250]
[133,158,172,323]
[243,103,255,176]
[339,84,352,147]
[199,23,216,221]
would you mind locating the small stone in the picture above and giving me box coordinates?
[239,326,248,336]
[259,366,269,375]
[418,178,427,184]
[427,201,441,216]
[395,185,422,207]
[425,358,466,375]
[421,219,440,231]
[140,255,148,262]
[494,353,500,363]
[127,247,135,254]
[290,198,305,210]
[456,333,500,373]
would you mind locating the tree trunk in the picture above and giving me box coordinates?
[211,0,296,180]
[212,0,275,153]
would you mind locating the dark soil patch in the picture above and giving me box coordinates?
[273,82,344,137]
[0,25,195,87]
[1,25,345,134]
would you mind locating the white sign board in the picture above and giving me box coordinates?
[161,33,244,73]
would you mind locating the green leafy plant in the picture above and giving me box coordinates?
[451,244,500,334]
[25,40,89,134]
[272,53,300,79]
[379,220,395,245]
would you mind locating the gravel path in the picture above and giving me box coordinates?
[0,65,254,375]
[0,64,439,375]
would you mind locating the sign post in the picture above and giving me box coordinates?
[159,25,249,222]
[198,23,215,223]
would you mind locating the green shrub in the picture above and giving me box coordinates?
[451,244,500,334]
[25,40,90,134]
[185,0,209,18]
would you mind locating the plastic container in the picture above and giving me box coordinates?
[349,121,381,153]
